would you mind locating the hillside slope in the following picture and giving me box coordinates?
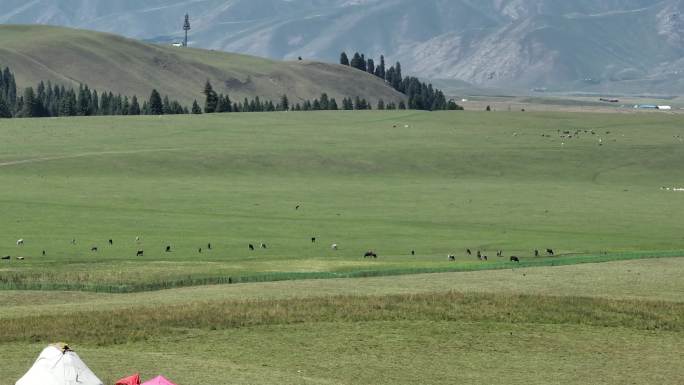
[0,25,406,105]
[2,0,683,93]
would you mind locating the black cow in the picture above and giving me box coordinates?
[534,249,539,257]
[207,243,212,250]
[261,243,267,249]
[91,247,98,252]
[165,246,172,253]
[411,250,415,256]
[136,250,144,257]
[1,256,10,260]
[482,255,488,261]
[546,249,554,256]
[198,248,202,253]
[466,249,472,255]
[510,256,520,262]
[108,239,113,245]
[477,251,481,259]
[364,251,377,258]
[42,250,46,256]
[448,255,456,261]
[311,237,316,243]
[249,244,255,251]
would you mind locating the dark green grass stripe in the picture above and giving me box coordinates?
[1,251,681,293]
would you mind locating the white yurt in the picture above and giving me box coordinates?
[16,344,103,385]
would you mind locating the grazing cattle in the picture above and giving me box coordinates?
[364,251,377,258]
[71,239,76,245]
[165,246,172,253]
[496,250,502,257]
[16,239,24,246]
[91,247,98,252]
[477,250,481,259]
[136,250,144,257]
[17,257,25,260]
[466,249,472,255]
[109,239,113,245]
[534,249,539,257]
[546,249,554,256]
[296,205,300,210]
[249,244,255,251]
[510,256,520,262]
[1,256,10,260]
[42,250,46,256]
[331,244,338,250]
[483,255,488,261]
[198,248,202,253]
[311,237,316,243]
[207,243,212,250]
[261,243,267,249]
[135,236,140,242]
[448,255,456,261]
[411,250,415,256]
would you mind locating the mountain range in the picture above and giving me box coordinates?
[2,0,683,93]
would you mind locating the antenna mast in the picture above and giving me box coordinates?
[183,14,191,47]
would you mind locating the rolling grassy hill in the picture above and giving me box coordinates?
[0,25,406,105]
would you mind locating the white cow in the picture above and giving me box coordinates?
[16,239,24,246]
[331,244,338,250]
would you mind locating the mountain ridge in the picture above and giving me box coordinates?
[2,0,683,93]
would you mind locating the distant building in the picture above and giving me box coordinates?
[657,105,672,110]
[172,42,183,47]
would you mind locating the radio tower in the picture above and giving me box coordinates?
[183,14,191,47]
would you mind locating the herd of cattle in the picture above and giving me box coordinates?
[2,237,556,263]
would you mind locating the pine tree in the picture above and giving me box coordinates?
[279,94,289,111]
[319,93,329,110]
[377,99,385,110]
[340,52,350,66]
[398,100,407,110]
[192,100,202,114]
[203,80,218,113]
[129,96,141,115]
[21,87,42,117]
[367,59,375,75]
[149,89,163,115]
[0,95,11,118]
[350,53,363,70]
[329,98,338,110]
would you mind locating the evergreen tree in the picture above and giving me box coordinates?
[21,87,42,117]
[367,59,375,75]
[129,96,141,115]
[398,100,407,110]
[149,89,163,115]
[0,95,11,118]
[279,94,289,111]
[319,93,329,110]
[329,98,338,110]
[350,52,363,70]
[377,99,385,110]
[340,52,350,66]
[203,80,218,113]
[192,100,202,114]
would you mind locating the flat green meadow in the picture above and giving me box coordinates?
[1,110,683,384]
[1,110,683,290]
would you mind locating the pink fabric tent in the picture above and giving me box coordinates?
[140,376,178,385]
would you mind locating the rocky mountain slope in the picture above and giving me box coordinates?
[2,0,683,93]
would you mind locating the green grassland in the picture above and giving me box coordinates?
[1,110,684,291]
[1,110,684,384]
[0,25,405,105]
[1,259,683,384]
